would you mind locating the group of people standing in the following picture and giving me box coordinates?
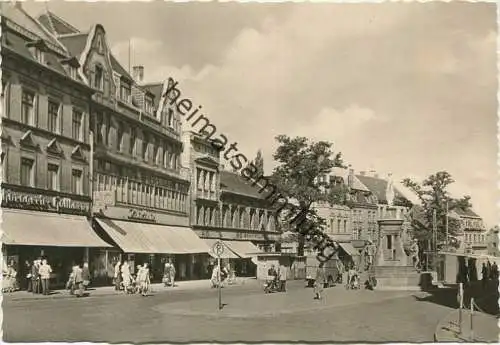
[211,263,236,288]
[23,258,53,295]
[481,260,499,288]
[113,260,152,296]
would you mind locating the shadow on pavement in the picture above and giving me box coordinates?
[413,287,458,309]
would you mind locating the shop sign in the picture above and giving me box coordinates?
[93,191,116,210]
[2,188,90,214]
[128,208,156,223]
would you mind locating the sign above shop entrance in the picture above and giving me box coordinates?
[1,186,91,215]
[128,208,156,223]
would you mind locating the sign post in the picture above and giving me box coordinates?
[213,241,225,310]
[458,282,463,334]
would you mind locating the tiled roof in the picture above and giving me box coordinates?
[330,167,370,192]
[220,171,265,199]
[142,83,164,107]
[454,208,481,218]
[356,174,406,204]
[1,3,62,49]
[110,54,134,81]
[58,33,88,58]
[37,11,80,36]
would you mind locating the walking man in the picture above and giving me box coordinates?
[279,263,287,292]
[82,262,91,290]
[38,259,52,295]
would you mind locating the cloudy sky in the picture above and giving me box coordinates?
[25,1,498,227]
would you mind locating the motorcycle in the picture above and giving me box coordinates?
[263,279,280,293]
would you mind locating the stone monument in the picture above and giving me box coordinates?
[373,174,421,290]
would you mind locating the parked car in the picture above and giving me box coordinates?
[305,254,341,288]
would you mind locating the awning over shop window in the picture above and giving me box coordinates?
[204,239,240,259]
[224,240,262,258]
[95,218,209,254]
[1,209,111,247]
[339,242,360,257]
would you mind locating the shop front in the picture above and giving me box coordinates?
[1,187,111,289]
[93,215,211,282]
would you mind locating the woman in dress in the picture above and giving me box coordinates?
[139,263,150,296]
[314,262,326,300]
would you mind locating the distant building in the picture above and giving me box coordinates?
[449,208,488,255]
[486,226,499,257]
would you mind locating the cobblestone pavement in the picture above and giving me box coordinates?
[3,281,458,342]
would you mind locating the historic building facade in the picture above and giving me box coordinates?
[37,10,208,284]
[449,208,488,255]
[1,3,111,287]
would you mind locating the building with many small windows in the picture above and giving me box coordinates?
[36,10,209,284]
[449,208,488,255]
[1,3,112,287]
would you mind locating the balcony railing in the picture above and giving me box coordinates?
[94,172,188,213]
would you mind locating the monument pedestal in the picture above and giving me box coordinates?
[374,208,421,290]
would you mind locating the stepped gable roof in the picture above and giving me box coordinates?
[356,174,407,204]
[1,3,64,50]
[37,11,80,36]
[454,208,481,218]
[220,171,265,200]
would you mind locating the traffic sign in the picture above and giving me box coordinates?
[213,241,225,257]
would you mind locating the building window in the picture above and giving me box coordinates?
[94,65,104,90]
[120,81,131,103]
[72,169,83,195]
[48,100,60,134]
[337,219,341,233]
[142,133,149,161]
[20,158,34,187]
[21,90,35,126]
[117,122,124,152]
[129,127,136,155]
[1,80,10,118]
[343,220,347,233]
[69,66,77,79]
[145,97,154,114]
[34,48,44,64]
[72,109,83,141]
[168,108,173,127]
[47,164,59,191]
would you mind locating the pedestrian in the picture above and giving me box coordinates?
[2,262,13,293]
[487,260,492,280]
[121,261,132,294]
[168,259,176,287]
[139,263,151,296]
[31,259,41,294]
[279,263,287,292]
[481,263,489,289]
[38,258,52,295]
[82,262,91,290]
[114,260,122,291]
[492,261,498,283]
[71,264,84,297]
[211,264,220,288]
[314,262,326,300]
[23,260,32,292]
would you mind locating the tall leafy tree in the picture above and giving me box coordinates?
[402,171,473,248]
[270,135,346,255]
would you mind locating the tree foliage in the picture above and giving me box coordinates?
[402,171,473,248]
[270,135,346,255]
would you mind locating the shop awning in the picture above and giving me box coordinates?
[204,239,240,259]
[224,240,262,258]
[339,242,360,257]
[1,209,111,247]
[95,218,209,254]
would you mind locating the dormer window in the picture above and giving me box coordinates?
[145,96,154,114]
[94,65,104,90]
[60,57,80,81]
[120,80,131,103]
[34,48,44,64]
[26,39,48,65]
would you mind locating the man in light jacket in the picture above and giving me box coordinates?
[279,264,288,292]
[38,259,52,295]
